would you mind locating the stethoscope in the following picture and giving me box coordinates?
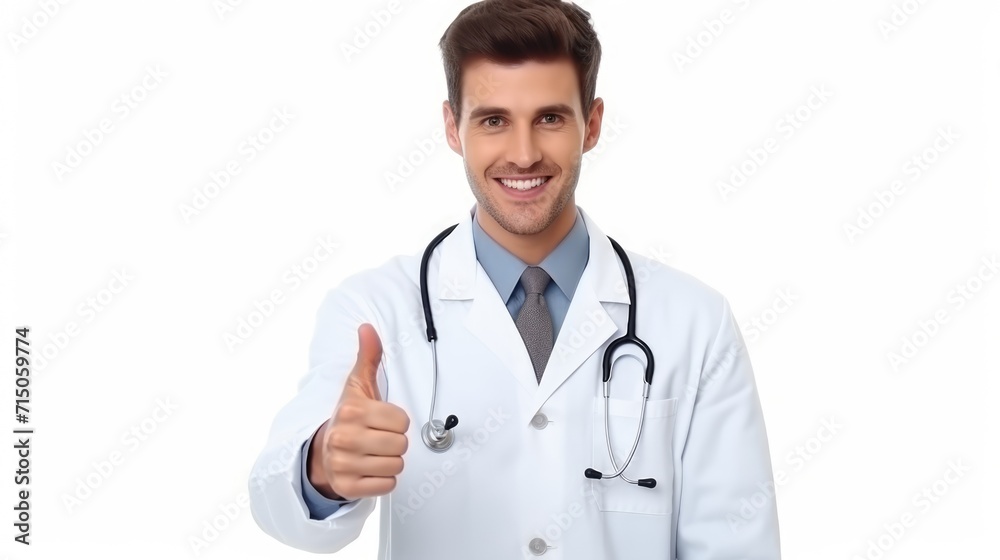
[417,223,657,488]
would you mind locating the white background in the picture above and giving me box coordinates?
[2,0,998,558]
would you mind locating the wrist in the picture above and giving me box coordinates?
[307,420,344,499]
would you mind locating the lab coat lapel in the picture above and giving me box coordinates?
[531,207,630,417]
[434,207,539,395]
[435,205,631,425]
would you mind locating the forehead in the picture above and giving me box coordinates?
[460,56,581,116]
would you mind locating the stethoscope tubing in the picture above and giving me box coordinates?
[417,221,656,486]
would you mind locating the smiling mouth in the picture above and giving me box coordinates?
[493,176,552,191]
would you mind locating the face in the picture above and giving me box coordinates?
[443,56,604,237]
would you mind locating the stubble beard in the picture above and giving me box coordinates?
[464,152,581,236]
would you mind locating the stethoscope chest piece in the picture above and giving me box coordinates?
[421,419,455,452]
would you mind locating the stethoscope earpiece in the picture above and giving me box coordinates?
[585,468,656,488]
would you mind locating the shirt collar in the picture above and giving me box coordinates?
[471,205,590,304]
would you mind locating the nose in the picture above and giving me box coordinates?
[505,125,542,170]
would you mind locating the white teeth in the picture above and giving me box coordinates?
[498,177,548,190]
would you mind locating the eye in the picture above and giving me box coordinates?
[480,114,563,129]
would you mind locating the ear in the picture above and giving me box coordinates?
[582,97,605,154]
[443,100,463,157]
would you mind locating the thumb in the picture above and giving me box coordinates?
[346,323,383,401]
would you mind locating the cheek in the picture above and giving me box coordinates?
[466,144,504,174]
[539,135,578,161]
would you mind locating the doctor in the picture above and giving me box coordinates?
[248,0,780,558]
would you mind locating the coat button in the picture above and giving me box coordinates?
[530,413,549,429]
[528,537,548,555]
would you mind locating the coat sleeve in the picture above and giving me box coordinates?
[248,276,379,553]
[675,296,781,559]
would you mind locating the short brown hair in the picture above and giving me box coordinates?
[438,0,601,127]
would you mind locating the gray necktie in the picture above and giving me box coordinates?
[515,266,554,383]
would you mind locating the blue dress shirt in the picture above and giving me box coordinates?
[300,206,590,519]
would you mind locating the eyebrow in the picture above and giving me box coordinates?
[467,103,576,122]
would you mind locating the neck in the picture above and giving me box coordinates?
[476,202,577,265]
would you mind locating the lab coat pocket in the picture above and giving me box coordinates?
[590,396,678,515]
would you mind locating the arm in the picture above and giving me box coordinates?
[248,279,378,553]
[675,296,781,559]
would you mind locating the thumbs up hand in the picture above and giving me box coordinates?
[307,323,410,501]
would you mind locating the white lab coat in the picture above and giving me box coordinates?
[248,205,781,559]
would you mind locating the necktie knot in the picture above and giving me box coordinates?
[520,266,551,295]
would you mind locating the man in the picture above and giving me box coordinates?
[249,1,781,558]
